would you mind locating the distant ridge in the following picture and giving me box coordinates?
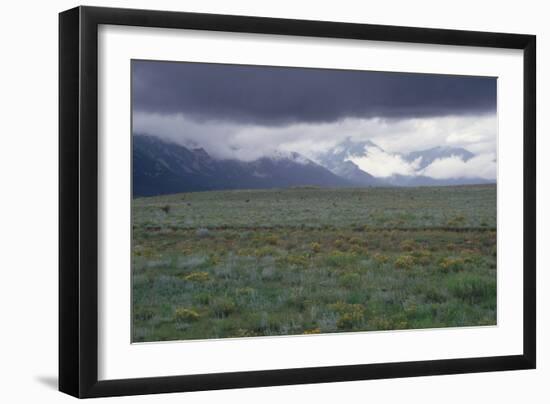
[133,135,494,197]
[133,135,351,197]
[319,137,492,188]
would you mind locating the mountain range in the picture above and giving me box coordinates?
[133,135,494,197]
[133,135,352,196]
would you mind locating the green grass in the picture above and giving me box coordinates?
[132,185,497,342]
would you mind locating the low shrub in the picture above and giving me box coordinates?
[462,252,483,265]
[336,311,364,330]
[373,253,389,264]
[209,254,221,265]
[339,272,361,288]
[256,246,277,257]
[400,239,416,252]
[395,255,415,269]
[234,328,258,338]
[211,297,236,318]
[329,302,365,330]
[174,307,200,322]
[411,249,432,265]
[281,254,309,268]
[329,301,364,314]
[182,271,210,282]
[325,251,357,268]
[439,257,465,273]
[370,317,408,330]
[310,242,321,253]
[265,235,279,245]
[334,239,346,250]
[349,245,367,255]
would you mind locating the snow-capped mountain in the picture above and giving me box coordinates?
[318,137,492,187]
[133,135,351,197]
[133,135,494,197]
[316,138,383,186]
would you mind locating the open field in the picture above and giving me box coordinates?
[132,185,497,342]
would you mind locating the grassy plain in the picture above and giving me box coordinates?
[132,185,496,342]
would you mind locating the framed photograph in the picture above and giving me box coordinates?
[59,6,536,398]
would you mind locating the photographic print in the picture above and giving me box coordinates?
[131,60,497,343]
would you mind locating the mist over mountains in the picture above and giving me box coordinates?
[133,135,352,196]
[133,135,494,197]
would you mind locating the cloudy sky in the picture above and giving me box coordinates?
[132,60,497,179]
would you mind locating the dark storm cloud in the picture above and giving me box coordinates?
[132,60,496,125]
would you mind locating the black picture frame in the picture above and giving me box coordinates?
[59,5,536,398]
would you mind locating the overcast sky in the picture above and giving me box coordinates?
[132,60,497,179]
